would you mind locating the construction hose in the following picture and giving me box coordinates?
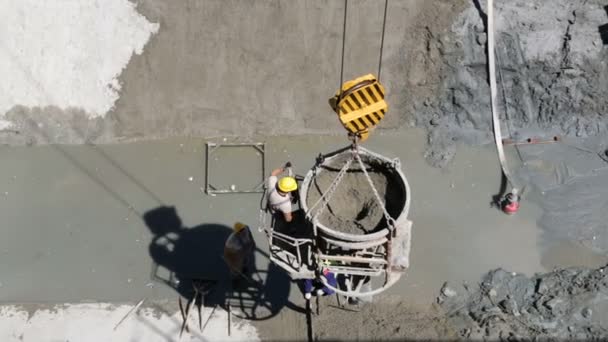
[487,0,519,195]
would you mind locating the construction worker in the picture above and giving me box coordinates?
[300,267,338,300]
[224,222,255,285]
[266,162,298,223]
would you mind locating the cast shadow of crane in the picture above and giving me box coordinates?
[144,206,305,322]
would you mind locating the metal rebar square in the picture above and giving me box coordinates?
[205,142,266,194]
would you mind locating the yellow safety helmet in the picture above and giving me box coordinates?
[277,176,298,193]
[233,222,248,233]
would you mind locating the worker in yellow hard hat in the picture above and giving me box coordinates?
[267,162,298,223]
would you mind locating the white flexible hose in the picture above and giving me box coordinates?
[488,0,517,191]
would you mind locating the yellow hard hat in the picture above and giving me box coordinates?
[233,222,248,232]
[277,176,298,193]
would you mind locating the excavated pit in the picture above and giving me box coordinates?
[305,153,406,235]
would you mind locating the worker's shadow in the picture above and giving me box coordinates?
[144,206,304,321]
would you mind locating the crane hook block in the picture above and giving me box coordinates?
[329,74,387,142]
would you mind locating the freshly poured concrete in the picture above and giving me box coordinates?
[0,128,605,338]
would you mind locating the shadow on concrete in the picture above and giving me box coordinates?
[144,206,305,321]
[0,41,164,219]
[471,0,487,29]
[600,6,608,45]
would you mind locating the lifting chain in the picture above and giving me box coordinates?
[306,157,353,221]
[353,146,396,231]
[306,142,396,231]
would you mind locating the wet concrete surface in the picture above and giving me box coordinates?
[0,129,604,310]
[516,140,608,257]
[108,0,446,140]
[0,0,471,147]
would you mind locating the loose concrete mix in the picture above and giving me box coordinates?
[264,264,608,341]
[439,265,608,341]
[410,0,608,301]
[418,0,608,168]
[305,154,405,235]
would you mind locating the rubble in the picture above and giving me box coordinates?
[439,266,608,340]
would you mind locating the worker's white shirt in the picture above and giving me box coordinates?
[267,176,292,214]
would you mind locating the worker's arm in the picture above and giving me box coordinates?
[271,167,284,177]
[283,211,293,222]
[270,162,292,177]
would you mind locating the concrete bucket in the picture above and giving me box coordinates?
[261,145,412,298]
[263,147,412,297]
[299,145,412,297]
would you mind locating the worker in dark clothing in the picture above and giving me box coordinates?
[300,267,338,300]
[224,222,255,286]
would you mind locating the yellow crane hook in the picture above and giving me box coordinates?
[329,74,388,143]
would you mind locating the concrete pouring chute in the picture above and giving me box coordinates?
[260,143,412,298]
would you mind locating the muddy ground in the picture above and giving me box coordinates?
[440,265,608,341]
[419,0,608,168]
[303,263,608,341]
